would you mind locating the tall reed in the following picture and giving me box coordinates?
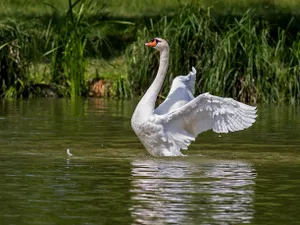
[127,4,300,103]
[45,0,107,98]
[126,6,216,98]
[0,19,44,98]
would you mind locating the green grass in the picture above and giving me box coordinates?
[0,0,115,98]
[45,0,98,98]
[0,0,180,19]
[1,0,300,102]
[0,19,45,98]
[127,4,300,103]
[2,0,300,18]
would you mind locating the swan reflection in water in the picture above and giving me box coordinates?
[130,159,256,225]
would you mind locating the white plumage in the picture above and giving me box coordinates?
[131,38,257,156]
[67,149,73,156]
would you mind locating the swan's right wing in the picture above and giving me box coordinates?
[155,67,197,115]
[181,66,197,94]
[160,92,257,139]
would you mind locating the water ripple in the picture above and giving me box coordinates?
[130,159,256,225]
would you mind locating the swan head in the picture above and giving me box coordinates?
[145,38,169,51]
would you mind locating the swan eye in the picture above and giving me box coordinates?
[155,39,161,43]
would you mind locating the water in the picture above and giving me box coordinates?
[0,98,299,225]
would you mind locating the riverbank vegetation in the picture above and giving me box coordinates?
[0,0,300,103]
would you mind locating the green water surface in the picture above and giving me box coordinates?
[0,98,299,225]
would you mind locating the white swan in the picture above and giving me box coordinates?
[131,38,257,156]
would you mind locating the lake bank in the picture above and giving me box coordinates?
[0,0,299,102]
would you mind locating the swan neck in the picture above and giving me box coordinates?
[140,48,169,113]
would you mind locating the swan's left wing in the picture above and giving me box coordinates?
[156,93,257,154]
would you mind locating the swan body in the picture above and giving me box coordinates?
[131,38,257,156]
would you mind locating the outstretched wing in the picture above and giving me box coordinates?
[155,67,197,115]
[154,93,257,155]
[162,92,257,136]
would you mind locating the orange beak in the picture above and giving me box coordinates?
[145,39,157,47]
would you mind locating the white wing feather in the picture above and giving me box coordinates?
[155,67,196,115]
[154,92,257,155]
